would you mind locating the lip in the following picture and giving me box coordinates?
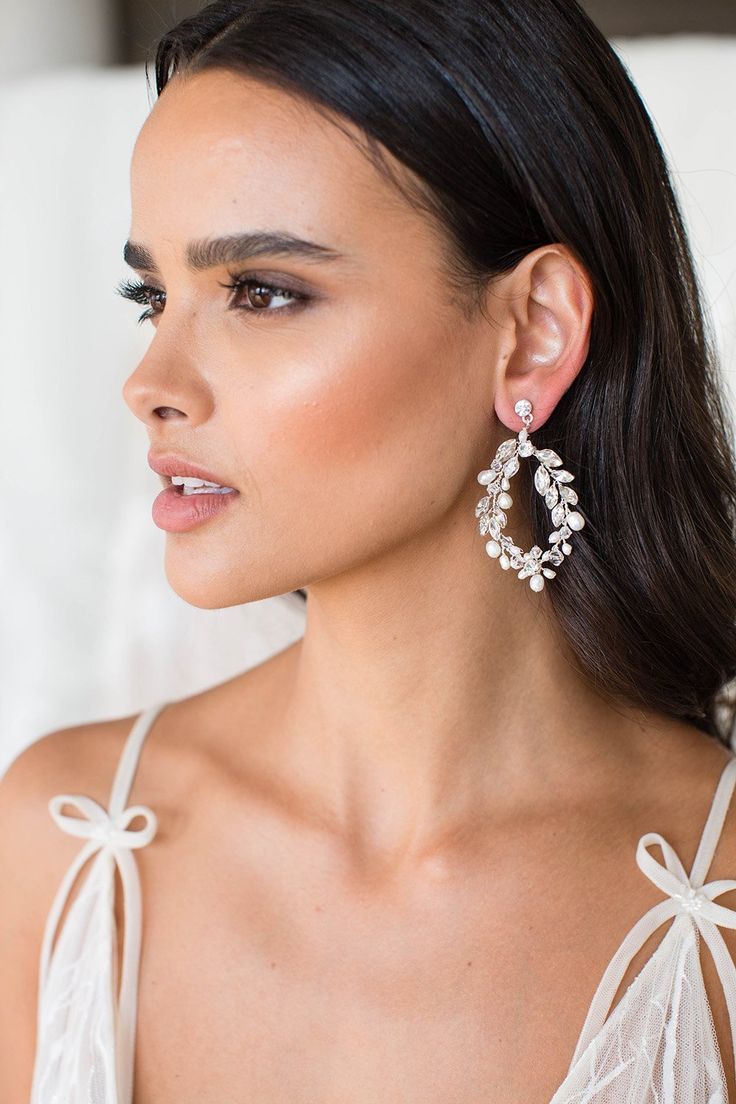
[147,451,238,489]
[152,483,238,532]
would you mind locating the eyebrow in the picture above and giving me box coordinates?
[122,230,348,274]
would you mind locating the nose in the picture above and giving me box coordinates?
[121,346,212,427]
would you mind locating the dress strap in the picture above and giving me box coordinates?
[689,755,736,887]
[567,753,736,1074]
[108,701,170,817]
[37,701,170,1104]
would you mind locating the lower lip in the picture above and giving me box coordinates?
[152,485,239,532]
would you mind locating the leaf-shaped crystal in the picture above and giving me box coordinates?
[560,486,578,504]
[494,509,507,528]
[551,503,566,527]
[545,485,559,509]
[534,465,550,495]
[497,439,517,461]
[479,516,490,535]
[519,441,534,457]
[504,455,520,478]
[535,449,562,467]
[552,469,574,483]
[475,497,490,514]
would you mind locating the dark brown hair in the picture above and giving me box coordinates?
[150,0,736,745]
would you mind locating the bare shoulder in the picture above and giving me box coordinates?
[0,711,150,920]
[640,720,736,872]
[0,712,144,881]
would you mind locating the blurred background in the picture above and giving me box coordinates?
[1,2,735,774]
[3,0,736,74]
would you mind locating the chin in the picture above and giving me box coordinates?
[163,562,307,610]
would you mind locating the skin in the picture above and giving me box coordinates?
[3,65,736,1102]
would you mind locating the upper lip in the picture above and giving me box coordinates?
[147,451,238,489]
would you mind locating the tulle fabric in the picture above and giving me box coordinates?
[551,916,729,1102]
[30,842,120,1102]
[28,704,736,1103]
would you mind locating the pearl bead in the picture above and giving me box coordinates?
[497,492,513,510]
[477,470,494,484]
[529,574,545,592]
[501,478,511,491]
[562,542,572,555]
[566,511,585,531]
[485,540,501,558]
[499,554,510,570]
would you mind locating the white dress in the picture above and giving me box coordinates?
[29,703,736,1103]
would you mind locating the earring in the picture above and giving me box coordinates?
[475,398,585,591]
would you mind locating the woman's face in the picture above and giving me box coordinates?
[123,68,504,607]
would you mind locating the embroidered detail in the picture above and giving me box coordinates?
[674,885,707,914]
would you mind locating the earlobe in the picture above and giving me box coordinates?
[494,245,594,432]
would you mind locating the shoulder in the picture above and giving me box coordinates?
[642,725,736,880]
[0,713,142,871]
[0,713,150,938]
[0,714,146,852]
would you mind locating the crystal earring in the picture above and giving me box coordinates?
[475,399,585,591]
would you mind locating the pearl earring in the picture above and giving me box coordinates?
[475,399,585,591]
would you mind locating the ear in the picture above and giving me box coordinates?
[491,245,594,432]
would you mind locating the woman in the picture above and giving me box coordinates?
[2,0,736,1100]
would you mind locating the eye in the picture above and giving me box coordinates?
[114,274,308,325]
[115,278,165,324]
[221,274,306,315]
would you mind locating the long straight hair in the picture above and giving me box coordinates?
[150,0,736,746]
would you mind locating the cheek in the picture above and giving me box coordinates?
[221,307,469,531]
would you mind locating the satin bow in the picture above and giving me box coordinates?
[48,792,157,850]
[637,830,736,928]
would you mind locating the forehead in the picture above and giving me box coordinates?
[130,68,428,262]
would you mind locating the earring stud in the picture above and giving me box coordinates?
[475,399,585,591]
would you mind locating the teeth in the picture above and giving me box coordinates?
[170,475,235,495]
[171,476,221,487]
[182,486,235,495]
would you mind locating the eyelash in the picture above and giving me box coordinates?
[114,273,308,324]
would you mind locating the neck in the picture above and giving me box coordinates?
[265,498,660,863]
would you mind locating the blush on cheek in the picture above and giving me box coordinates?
[269,324,446,475]
[227,302,463,526]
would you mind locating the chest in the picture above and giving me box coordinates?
[122,827,698,1103]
